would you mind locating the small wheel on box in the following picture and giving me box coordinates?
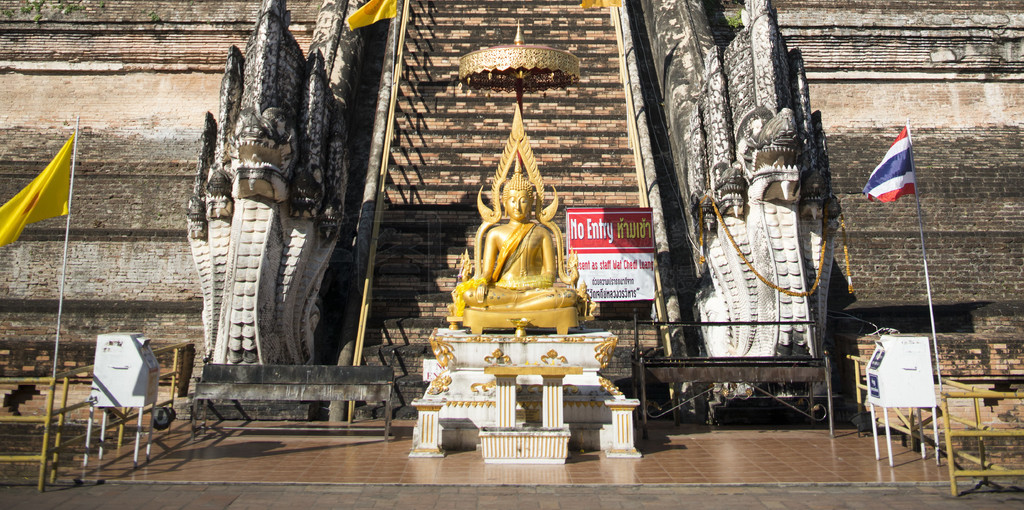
[152,406,177,431]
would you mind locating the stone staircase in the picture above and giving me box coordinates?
[353,0,646,416]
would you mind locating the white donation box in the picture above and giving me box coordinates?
[866,335,936,408]
[91,333,160,408]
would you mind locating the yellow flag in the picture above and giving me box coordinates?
[0,135,74,247]
[347,0,397,30]
[581,0,621,7]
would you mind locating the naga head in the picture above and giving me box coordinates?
[189,111,215,238]
[692,193,717,233]
[714,161,747,217]
[316,200,341,239]
[206,168,234,218]
[228,0,305,203]
[742,107,801,203]
[798,170,828,220]
[232,106,298,202]
[290,165,324,217]
[186,193,207,239]
[824,195,841,231]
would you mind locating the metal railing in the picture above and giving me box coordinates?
[0,341,194,491]
[633,316,832,437]
[941,380,1024,496]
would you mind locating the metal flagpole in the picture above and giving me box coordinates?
[52,117,79,378]
[906,120,943,392]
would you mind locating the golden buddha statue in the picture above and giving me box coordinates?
[448,105,593,335]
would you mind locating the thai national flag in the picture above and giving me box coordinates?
[863,125,916,202]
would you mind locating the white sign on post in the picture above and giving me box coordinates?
[866,335,937,408]
[864,335,940,467]
[566,208,655,301]
[422,359,443,382]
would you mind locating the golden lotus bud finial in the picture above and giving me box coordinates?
[514,23,525,45]
[502,159,534,201]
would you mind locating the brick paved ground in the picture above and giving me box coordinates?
[2,481,1023,509]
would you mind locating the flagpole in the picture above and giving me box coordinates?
[906,120,943,393]
[52,117,79,378]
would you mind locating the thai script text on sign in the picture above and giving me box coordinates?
[566,208,655,301]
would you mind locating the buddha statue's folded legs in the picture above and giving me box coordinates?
[463,284,577,311]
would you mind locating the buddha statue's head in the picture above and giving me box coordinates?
[502,167,536,223]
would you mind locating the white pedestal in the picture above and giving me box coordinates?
[410,399,445,458]
[479,427,571,464]
[605,399,642,458]
[409,328,641,458]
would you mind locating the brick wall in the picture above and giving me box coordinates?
[0,337,193,453]
[836,332,1024,466]
[824,127,1024,305]
[0,1,321,352]
[775,0,1021,12]
[0,0,319,72]
[838,332,1024,380]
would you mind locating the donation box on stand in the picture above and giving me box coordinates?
[91,332,160,407]
[86,332,160,468]
[864,335,938,466]
[866,335,936,408]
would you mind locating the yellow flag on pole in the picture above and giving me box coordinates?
[347,0,397,30]
[581,0,621,7]
[0,135,74,247]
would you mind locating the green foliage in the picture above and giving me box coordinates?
[18,0,85,20]
[23,0,46,14]
[148,11,160,22]
[702,0,745,30]
[703,0,745,13]
[55,0,84,15]
[2,9,14,17]
[725,10,744,29]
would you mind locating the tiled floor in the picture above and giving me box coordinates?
[64,420,948,486]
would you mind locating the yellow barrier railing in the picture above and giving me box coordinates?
[847,355,868,413]
[0,341,195,492]
[941,382,1024,496]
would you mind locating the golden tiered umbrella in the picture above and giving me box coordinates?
[459,25,579,108]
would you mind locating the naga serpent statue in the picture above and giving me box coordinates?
[685,0,839,357]
[186,0,354,364]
